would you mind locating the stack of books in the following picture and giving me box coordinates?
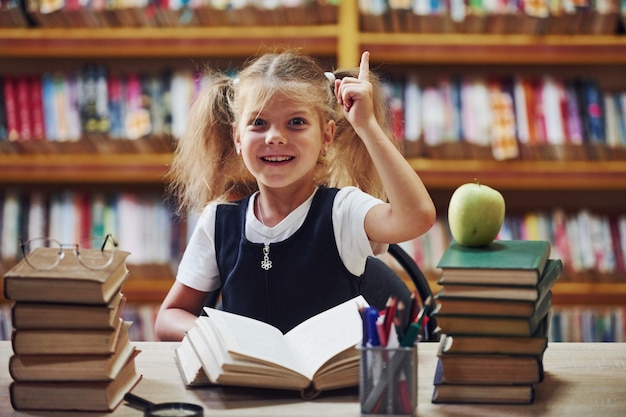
[3,247,141,412]
[431,240,563,404]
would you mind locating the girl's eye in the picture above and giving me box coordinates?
[289,117,306,126]
[251,118,266,126]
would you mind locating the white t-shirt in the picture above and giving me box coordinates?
[176,186,387,292]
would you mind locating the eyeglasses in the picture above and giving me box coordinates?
[19,234,119,271]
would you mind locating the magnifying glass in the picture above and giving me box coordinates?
[124,393,204,417]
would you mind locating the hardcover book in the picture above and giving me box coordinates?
[432,381,535,404]
[11,293,126,330]
[436,314,550,356]
[11,317,125,355]
[437,259,563,302]
[434,290,549,317]
[9,353,141,412]
[9,321,135,381]
[3,247,130,304]
[433,352,544,385]
[434,291,553,337]
[437,240,551,286]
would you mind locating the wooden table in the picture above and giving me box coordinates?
[1,341,625,416]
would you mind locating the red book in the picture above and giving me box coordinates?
[75,191,93,246]
[3,76,19,141]
[15,76,33,141]
[563,80,584,145]
[29,76,46,140]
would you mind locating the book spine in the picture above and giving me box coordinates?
[0,76,7,141]
[3,76,20,141]
[29,76,46,141]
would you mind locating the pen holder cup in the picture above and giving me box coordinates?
[359,345,418,416]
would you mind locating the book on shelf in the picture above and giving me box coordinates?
[437,258,563,302]
[436,240,551,286]
[11,292,126,330]
[176,295,367,398]
[437,314,550,356]
[9,321,135,382]
[0,0,29,28]
[433,351,544,385]
[434,291,553,337]
[9,352,141,412]
[3,247,130,305]
[11,317,125,355]
[432,381,536,405]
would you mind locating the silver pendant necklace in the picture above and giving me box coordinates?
[257,197,273,271]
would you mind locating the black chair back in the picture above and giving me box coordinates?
[361,244,438,342]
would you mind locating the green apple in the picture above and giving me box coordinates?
[448,181,505,247]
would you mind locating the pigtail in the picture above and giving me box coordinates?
[167,74,255,214]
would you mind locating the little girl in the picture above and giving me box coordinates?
[155,50,436,341]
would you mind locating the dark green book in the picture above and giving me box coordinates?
[437,259,563,302]
[437,240,551,286]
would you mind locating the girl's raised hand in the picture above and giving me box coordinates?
[334,51,375,129]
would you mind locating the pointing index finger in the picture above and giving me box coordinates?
[358,51,370,81]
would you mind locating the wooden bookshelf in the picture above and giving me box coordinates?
[0,153,172,184]
[409,159,626,191]
[360,33,626,65]
[1,152,626,191]
[2,29,626,64]
[0,26,339,59]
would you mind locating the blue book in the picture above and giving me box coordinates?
[577,78,605,144]
[613,93,626,146]
[41,72,57,141]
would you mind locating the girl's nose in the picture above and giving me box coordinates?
[265,126,286,145]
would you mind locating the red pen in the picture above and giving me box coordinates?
[383,296,397,341]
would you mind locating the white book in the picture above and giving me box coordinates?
[403,72,421,142]
[514,75,530,145]
[1,190,20,259]
[542,76,566,145]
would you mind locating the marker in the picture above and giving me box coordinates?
[365,307,380,347]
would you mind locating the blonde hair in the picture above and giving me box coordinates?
[167,49,399,214]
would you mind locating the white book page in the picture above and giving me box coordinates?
[284,296,366,378]
[203,308,308,377]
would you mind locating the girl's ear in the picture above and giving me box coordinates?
[323,120,336,148]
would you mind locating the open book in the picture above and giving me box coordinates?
[176,295,367,398]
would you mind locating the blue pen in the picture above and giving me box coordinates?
[365,307,380,347]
